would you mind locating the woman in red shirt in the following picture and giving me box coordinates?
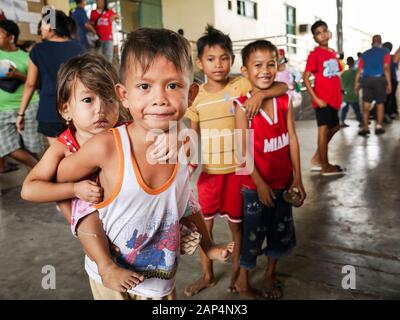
[90,0,118,62]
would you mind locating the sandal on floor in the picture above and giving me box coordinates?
[262,285,283,299]
[310,162,322,172]
[321,165,346,176]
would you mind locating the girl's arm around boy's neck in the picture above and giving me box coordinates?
[57,130,114,183]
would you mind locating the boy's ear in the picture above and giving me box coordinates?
[115,84,130,110]
[195,57,203,71]
[231,54,235,66]
[240,66,248,78]
[188,83,200,106]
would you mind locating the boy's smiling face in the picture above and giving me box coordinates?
[197,45,233,83]
[117,54,193,132]
[241,49,277,91]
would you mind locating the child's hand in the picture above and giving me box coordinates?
[289,181,306,207]
[180,217,198,233]
[315,97,328,108]
[243,91,264,119]
[150,132,178,162]
[73,180,103,204]
[256,182,276,207]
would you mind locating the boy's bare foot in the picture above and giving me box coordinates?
[99,263,144,292]
[184,275,217,297]
[237,286,261,299]
[206,242,234,262]
[228,269,240,293]
[231,280,260,299]
[262,276,283,299]
[310,158,322,172]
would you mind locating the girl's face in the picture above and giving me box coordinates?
[241,49,277,91]
[62,78,119,136]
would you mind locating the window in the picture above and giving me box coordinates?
[228,0,232,10]
[237,0,257,19]
[286,5,297,54]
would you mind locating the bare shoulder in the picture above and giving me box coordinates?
[83,129,118,160]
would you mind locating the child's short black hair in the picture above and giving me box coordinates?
[241,40,278,67]
[311,20,328,35]
[383,42,393,53]
[120,28,193,84]
[196,25,233,59]
[0,20,20,43]
[346,56,355,66]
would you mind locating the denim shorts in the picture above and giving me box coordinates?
[240,188,296,269]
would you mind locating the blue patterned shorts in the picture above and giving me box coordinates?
[240,188,296,269]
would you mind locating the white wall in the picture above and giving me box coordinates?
[162,0,371,72]
[213,0,286,41]
[162,0,215,42]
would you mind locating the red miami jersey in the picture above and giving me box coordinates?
[234,93,293,190]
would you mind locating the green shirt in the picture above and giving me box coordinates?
[0,49,39,111]
[341,69,358,103]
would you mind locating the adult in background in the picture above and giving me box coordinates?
[355,35,391,136]
[382,42,398,120]
[72,0,97,50]
[90,0,118,62]
[17,10,84,145]
[0,20,40,171]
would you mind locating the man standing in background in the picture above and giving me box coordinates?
[355,35,392,136]
[71,0,97,50]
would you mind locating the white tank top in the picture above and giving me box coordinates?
[85,125,190,298]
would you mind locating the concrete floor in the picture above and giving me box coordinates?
[1,119,400,300]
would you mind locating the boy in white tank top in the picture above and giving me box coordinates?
[57,28,234,300]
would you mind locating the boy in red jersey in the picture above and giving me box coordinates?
[303,20,345,176]
[234,40,306,299]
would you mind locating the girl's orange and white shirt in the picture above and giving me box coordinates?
[86,125,193,298]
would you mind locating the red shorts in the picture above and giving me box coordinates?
[197,172,243,223]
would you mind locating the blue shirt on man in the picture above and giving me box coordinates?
[72,6,90,49]
[359,47,390,79]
